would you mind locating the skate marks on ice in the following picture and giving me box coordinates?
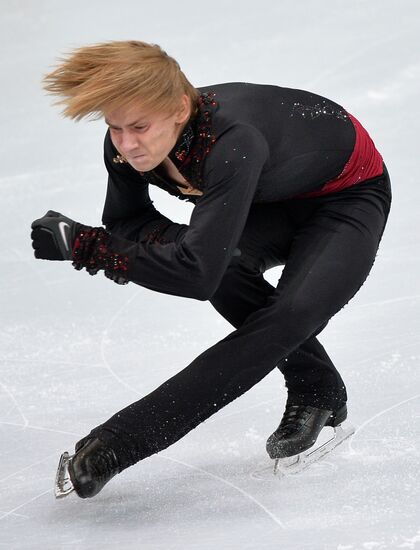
[348,392,420,455]
[1,387,418,545]
[157,454,286,530]
[0,442,79,526]
[51,441,286,529]
[0,489,52,521]
[0,379,29,428]
[0,451,58,484]
[0,375,81,523]
[0,422,79,522]
[98,285,216,398]
[99,287,149,397]
[99,288,200,398]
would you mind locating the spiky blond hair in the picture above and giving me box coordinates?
[42,40,199,121]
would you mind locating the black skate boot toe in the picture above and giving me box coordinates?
[266,405,334,460]
[69,437,121,499]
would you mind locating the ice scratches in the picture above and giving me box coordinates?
[0,510,28,519]
[0,453,57,484]
[348,392,420,454]
[290,101,349,121]
[0,381,29,428]
[99,287,144,397]
[0,489,51,521]
[0,420,79,437]
[0,424,78,521]
[159,455,286,530]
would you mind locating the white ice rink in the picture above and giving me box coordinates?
[1,1,419,548]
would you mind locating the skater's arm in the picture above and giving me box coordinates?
[91,124,269,299]
[102,131,188,245]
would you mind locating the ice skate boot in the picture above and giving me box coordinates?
[266,404,354,475]
[54,437,121,499]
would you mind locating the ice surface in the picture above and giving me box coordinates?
[1,1,419,549]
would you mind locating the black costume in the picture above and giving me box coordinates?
[74,83,391,470]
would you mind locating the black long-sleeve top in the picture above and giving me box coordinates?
[100,82,366,300]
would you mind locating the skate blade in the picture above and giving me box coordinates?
[274,423,355,476]
[54,451,75,499]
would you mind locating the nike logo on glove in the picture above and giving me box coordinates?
[58,221,70,252]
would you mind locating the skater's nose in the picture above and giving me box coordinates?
[118,129,142,155]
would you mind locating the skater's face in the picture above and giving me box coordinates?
[104,95,190,172]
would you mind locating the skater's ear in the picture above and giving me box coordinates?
[174,94,192,126]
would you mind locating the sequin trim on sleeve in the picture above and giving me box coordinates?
[72,227,130,285]
[145,227,170,245]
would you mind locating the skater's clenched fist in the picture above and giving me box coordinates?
[31,210,84,260]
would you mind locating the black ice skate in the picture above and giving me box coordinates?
[266,404,354,475]
[54,437,121,499]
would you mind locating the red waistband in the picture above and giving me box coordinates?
[300,112,383,198]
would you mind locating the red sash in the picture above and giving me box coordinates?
[301,113,383,197]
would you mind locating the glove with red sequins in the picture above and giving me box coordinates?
[31,210,130,284]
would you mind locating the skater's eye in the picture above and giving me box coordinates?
[106,123,148,134]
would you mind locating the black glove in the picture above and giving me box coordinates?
[31,210,85,260]
[31,211,130,285]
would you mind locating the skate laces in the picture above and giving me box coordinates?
[89,445,121,480]
[276,404,313,436]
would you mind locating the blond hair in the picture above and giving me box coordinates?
[42,40,199,121]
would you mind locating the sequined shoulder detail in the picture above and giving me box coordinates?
[173,125,194,164]
[173,92,218,190]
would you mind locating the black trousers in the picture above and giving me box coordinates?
[88,168,392,469]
